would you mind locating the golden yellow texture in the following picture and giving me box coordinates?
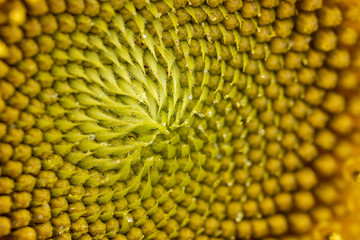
[0,0,360,239]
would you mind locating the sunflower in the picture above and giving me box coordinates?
[0,0,360,239]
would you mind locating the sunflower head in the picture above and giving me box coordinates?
[0,0,360,239]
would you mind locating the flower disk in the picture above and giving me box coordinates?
[0,0,360,240]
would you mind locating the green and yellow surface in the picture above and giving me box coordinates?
[0,0,360,239]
